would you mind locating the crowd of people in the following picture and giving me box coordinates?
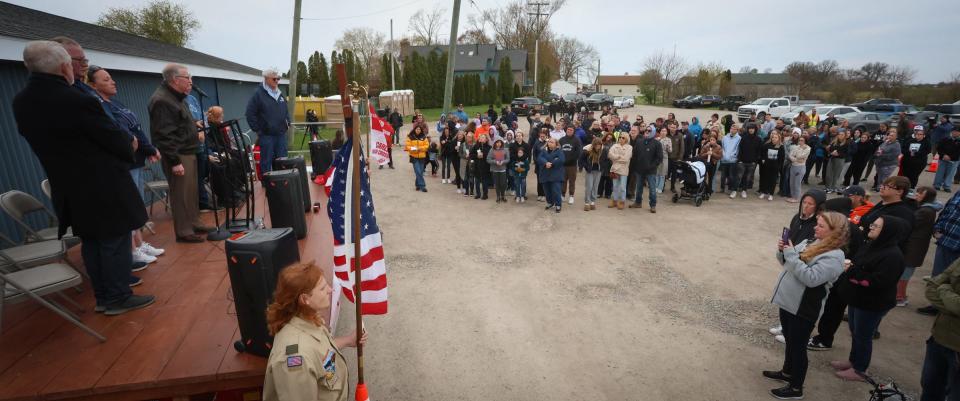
[12,38,290,317]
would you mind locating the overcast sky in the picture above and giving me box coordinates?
[9,0,960,83]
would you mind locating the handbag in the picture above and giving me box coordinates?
[609,172,619,179]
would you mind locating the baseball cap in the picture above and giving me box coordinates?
[842,185,866,197]
[914,125,925,132]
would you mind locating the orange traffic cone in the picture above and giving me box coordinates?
[928,154,939,173]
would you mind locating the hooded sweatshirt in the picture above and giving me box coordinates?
[847,216,909,311]
[875,140,902,168]
[689,117,703,142]
[857,200,916,253]
[772,239,845,322]
[559,134,582,166]
[788,189,827,245]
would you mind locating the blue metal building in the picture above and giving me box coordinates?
[0,2,285,242]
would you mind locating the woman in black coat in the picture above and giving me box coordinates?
[471,134,492,200]
[758,132,786,200]
[900,128,932,188]
[898,187,941,305]
[832,215,909,382]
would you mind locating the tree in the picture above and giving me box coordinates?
[536,65,552,99]
[334,27,386,83]
[851,62,917,97]
[738,66,758,74]
[643,49,687,102]
[97,0,200,47]
[554,36,598,82]
[296,61,309,94]
[513,83,522,98]
[473,0,566,83]
[485,75,499,105]
[317,53,331,96]
[457,28,492,44]
[409,8,446,46]
[330,51,341,94]
[499,57,514,103]
[717,70,733,97]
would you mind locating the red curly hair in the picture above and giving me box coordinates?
[266,261,325,336]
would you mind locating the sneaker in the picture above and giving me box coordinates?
[762,370,791,383]
[807,339,831,351]
[774,334,785,344]
[741,190,747,198]
[128,275,143,287]
[568,196,574,205]
[759,193,766,199]
[730,191,736,199]
[649,207,656,213]
[768,195,774,201]
[537,196,545,202]
[139,242,165,256]
[132,248,157,264]
[555,206,561,213]
[896,299,909,307]
[917,305,938,316]
[770,384,803,400]
[131,261,149,273]
[769,325,782,336]
[103,294,156,316]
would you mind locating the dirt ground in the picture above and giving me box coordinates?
[331,105,938,401]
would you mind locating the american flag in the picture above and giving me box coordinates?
[323,136,388,315]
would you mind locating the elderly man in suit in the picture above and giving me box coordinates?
[12,40,155,316]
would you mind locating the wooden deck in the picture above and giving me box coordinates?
[0,183,333,401]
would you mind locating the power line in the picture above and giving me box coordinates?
[300,0,428,21]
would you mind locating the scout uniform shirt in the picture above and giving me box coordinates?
[263,316,348,401]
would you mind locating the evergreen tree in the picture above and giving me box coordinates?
[426,51,441,107]
[453,76,464,105]
[498,57,514,104]
[485,75,499,106]
[513,83,521,99]
[317,53,331,96]
[330,50,341,94]
[307,51,320,85]
[380,54,391,91]
[296,61,309,95]
[471,74,482,105]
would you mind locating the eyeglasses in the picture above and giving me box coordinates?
[175,75,192,81]
[269,77,280,82]
[880,184,902,191]
[71,57,89,65]
[869,223,880,229]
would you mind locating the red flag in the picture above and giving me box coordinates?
[368,104,393,166]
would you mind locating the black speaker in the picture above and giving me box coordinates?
[309,140,333,179]
[225,228,300,357]
[273,156,311,212]
[262,169,307,239]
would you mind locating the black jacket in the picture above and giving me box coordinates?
[938,136,960,161]
[630,137,663,175]
[847,216,909,311]
[148,83,198,165]
[901,137,931,168]
[12,73,147,239]
[559,135,582,166]
[471,142,492,177]
[857,200,916,253]
[788,189,827,245]
[738,133,762,163]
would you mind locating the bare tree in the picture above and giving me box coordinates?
[554,36,597,82]
[478,0,566,49]
[643,49,688,102]
[457,28,491,44]
[408,8,447,46]
[334,27,386,82]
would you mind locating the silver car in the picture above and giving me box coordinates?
[780,105,820,126]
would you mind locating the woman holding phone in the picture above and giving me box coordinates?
[763,211,848,400]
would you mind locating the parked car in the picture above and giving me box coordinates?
[613,96,635,108]
[585,93,615,110]
[779,104,822,126]
[923,102,960,125]
[720,95,747,111]
[510,97,545,116]
[814,105,861,119]
[737,97,793,122]
[836,112,893,133]
[683,95,721,108]
[562,93,587,111]
[850,98,903,112]
[673,95,696,108]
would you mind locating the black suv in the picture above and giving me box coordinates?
[851,98,903,112]
[720,95,747,111]
[510,97,544,116]
[585,93,615,110]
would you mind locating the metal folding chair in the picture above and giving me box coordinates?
[143,165,170,217]
[0,251,105,342]
[0,190,79,247]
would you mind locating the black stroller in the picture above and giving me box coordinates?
[671,159,709,207]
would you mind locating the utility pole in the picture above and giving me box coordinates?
[441,0,462,116]
[595,57,600,91]
[528,1,549,97]
[286,0,302,136]
[390,18,396,91]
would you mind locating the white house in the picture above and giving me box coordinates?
[550,79,577,96]
[598,74,642,97]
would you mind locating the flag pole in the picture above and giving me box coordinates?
[335,63,365,386]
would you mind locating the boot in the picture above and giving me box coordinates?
[608,199,616,208]
[583,205,590,211]
[617,201,625,210]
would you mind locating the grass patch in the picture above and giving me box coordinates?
[287,126,339,163]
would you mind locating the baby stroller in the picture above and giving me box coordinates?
[671,159,709,207]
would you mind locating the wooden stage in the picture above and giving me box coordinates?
[0,183,333,401]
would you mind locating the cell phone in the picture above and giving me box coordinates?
[781,227,790,243]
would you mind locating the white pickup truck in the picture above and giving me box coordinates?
[737,97,792,122]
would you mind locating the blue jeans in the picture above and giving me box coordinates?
[514,175,527,198]
[934,245,960,277]
[544,181,562,207]
[611,175,628,201]
[920,336,960,401]
[847,306,888,373]
[935,159,958,190]
[258,134,288,175]
[584,170,601,204]
[633,173,658,207]
[412,159,426,190]
[79,232,133,306]
[656,175,665,192]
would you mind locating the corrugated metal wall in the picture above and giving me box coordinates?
[0,60,266,243]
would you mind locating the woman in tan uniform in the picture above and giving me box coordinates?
[263,262,367,401]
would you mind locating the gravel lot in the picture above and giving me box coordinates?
[332,105,937,400]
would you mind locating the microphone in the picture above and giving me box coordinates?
[194,86,209,98]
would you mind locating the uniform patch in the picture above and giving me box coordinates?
[285,344,298,355]
[322,350,336,373]
[286,355,303,368]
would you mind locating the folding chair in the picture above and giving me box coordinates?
[0,231,65,269]
[0,190,79,247]
[143,165,169,217]
[0,251,105,342]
